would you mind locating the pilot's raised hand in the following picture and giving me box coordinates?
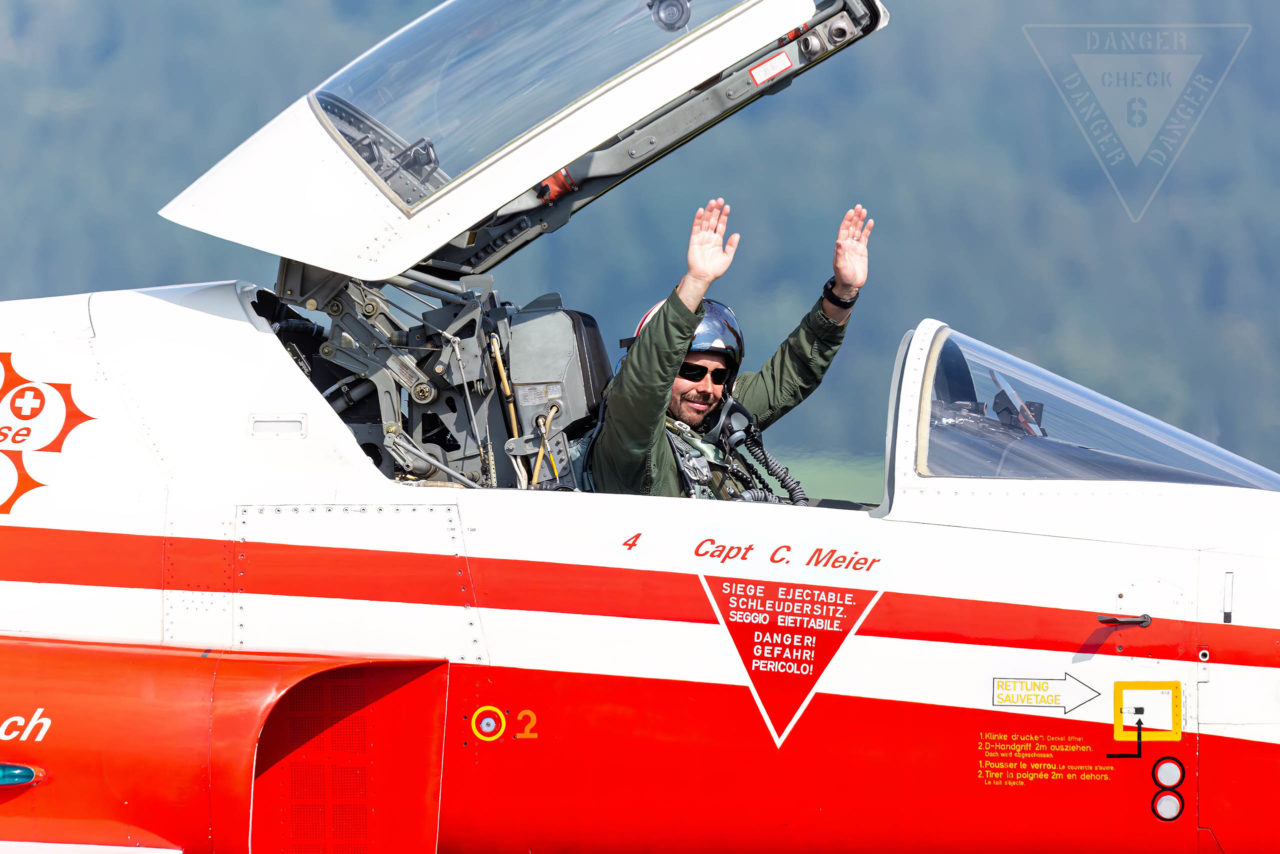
[832,204,873,297]
[677,198,740,311]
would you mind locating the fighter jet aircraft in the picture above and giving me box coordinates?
[2,1,1277,851]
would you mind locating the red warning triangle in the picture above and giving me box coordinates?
[705,576,878,741]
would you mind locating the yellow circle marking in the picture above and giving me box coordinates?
[471,705,507,741]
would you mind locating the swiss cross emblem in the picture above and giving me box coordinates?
[0,353,93,514]
[10,387,45,420]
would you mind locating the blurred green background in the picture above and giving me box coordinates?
[1,1,1275,502]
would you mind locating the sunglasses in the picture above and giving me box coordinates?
[677,362,729,385]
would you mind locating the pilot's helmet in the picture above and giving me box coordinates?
[633,298,745,370]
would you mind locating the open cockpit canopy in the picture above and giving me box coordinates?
[165,0,888,499]
[162,0,886,282]
[315,0,749,208]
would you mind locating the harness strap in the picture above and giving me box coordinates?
[665,419,751,500]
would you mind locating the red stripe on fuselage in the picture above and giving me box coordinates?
[468,556,716,623]
[2,525,1277,666]
[1,524,162,587]
[0,525,714,622]
[242,539,472,605]
[861,593,1280,671]
[860,593,1181,660]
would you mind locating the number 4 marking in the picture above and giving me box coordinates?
[622,533,642,551]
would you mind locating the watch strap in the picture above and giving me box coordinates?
[822,276,859,309]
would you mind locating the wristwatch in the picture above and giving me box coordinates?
[822,276,859,309]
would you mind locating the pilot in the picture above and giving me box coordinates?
[589,197,873,499]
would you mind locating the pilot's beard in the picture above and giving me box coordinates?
[670,393,720,429]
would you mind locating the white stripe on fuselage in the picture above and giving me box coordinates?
[3,581,1276,745]
[0,843,178,853]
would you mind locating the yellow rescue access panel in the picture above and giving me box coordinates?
[1113,681,1181,742]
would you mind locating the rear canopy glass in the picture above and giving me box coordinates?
[315,0,742,207]
[918,328,1280,491]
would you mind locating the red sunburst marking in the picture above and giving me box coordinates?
[43,383,94,454]
[0,450,44,515]
[0,353,33,401]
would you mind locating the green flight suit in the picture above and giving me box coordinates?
[590,288,848,498]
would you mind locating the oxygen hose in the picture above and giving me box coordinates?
[738,488,781,503]
[743,432,808,506]
[715,399,807,505]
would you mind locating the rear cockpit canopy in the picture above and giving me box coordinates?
[912,324,1280,491]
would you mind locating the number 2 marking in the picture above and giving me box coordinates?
[622,533,642,551]
[515,709,539,739]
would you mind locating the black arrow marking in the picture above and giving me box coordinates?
[1107,718,1143,759]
